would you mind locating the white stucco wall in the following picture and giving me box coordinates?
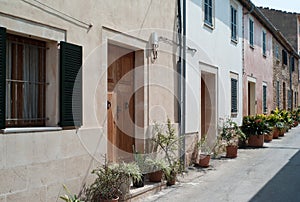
[186,0,244,136]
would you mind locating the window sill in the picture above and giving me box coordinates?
[263,54,267,58]
[204,22,214,30]
[231,38,238,44]
[250,45,254,49]
[1,127,62,134]
[231,113,238,118]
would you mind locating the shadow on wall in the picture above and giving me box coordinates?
[249,149,300,202]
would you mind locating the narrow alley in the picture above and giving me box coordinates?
[145,126,300,202]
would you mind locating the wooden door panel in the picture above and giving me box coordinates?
[107,44,135,162]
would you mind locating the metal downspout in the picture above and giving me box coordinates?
[177,0,186,167]
[181,0,187,167]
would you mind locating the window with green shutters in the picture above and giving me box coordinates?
[204,0,213,26]
[262,31,266,56]
[0,27,83,129]
[231,78,238,114]
[0,27,6,129]
[276,81,280,108]
[263,85,267,114]
[282,50,288,66]
[231,6,237,41]
[290,56,295,71]
[60,41,83,127]
[249,19,254,47]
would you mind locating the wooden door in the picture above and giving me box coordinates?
[107,44,135,162]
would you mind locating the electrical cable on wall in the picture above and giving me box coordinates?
[24,0,93,29]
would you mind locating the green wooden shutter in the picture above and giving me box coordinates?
[276,81,280,108]
[231,78,238,113]
[263,85,267,113]
[0,27,6,129]
[60,41,82,127]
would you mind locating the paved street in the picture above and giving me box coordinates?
[145,126,300,202]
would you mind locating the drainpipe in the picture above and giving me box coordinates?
[290,56,293,110]
[177,0,186,167]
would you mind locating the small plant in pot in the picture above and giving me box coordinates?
[220,118,246,158]
[83,157,141,202]
[164,160,182,186]
[109,162,142,198]
[151,118,183,185]
[145,157,170,182]
[132,151,148,187]
[197,135,213,167]
[83,158,122,202]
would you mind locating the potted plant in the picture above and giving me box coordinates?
[220,118,246,158]
[84,158,122,202]
[242,115,269,148]
[291,109,299,127]
[109,162,142,198]
[132,151,148,187]
[266,113,279,139]
[145,157,170,182]
[197,135,213,167]
[164,160,182,186]
[151,118,182,185]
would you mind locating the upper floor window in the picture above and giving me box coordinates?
[262,30,266,56]
[290,56,295,71]
[6,34,46,127]
[275,44,279,60]
[282,50,288,66]
[249,18,254,47]
[231,6,237,41]
[204,0,213,27]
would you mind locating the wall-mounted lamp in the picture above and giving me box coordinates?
[151,32,159,60]
[187,47,197,54]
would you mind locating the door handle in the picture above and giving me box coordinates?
[107,100,111,110]
[117,105,121,119]
[125,102,129,109]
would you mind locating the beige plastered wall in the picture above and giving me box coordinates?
[0,0,178,201]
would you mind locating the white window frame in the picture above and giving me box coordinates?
[230,3,238,43]
[203,0,215,29]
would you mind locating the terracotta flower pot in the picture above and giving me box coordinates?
[148,170,163,182]
[272,128,280,139]
[226,145,238,158]
[199,154,210,168]
[167,178,176,186]
[166,174,176,186]
[264,133,273,142]
[293,121,298,127]
[248,135,264,147]
[279,128,285,137]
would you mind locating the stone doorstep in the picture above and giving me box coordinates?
[121,181,167,202]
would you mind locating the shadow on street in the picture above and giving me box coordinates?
[250,149,300,202]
